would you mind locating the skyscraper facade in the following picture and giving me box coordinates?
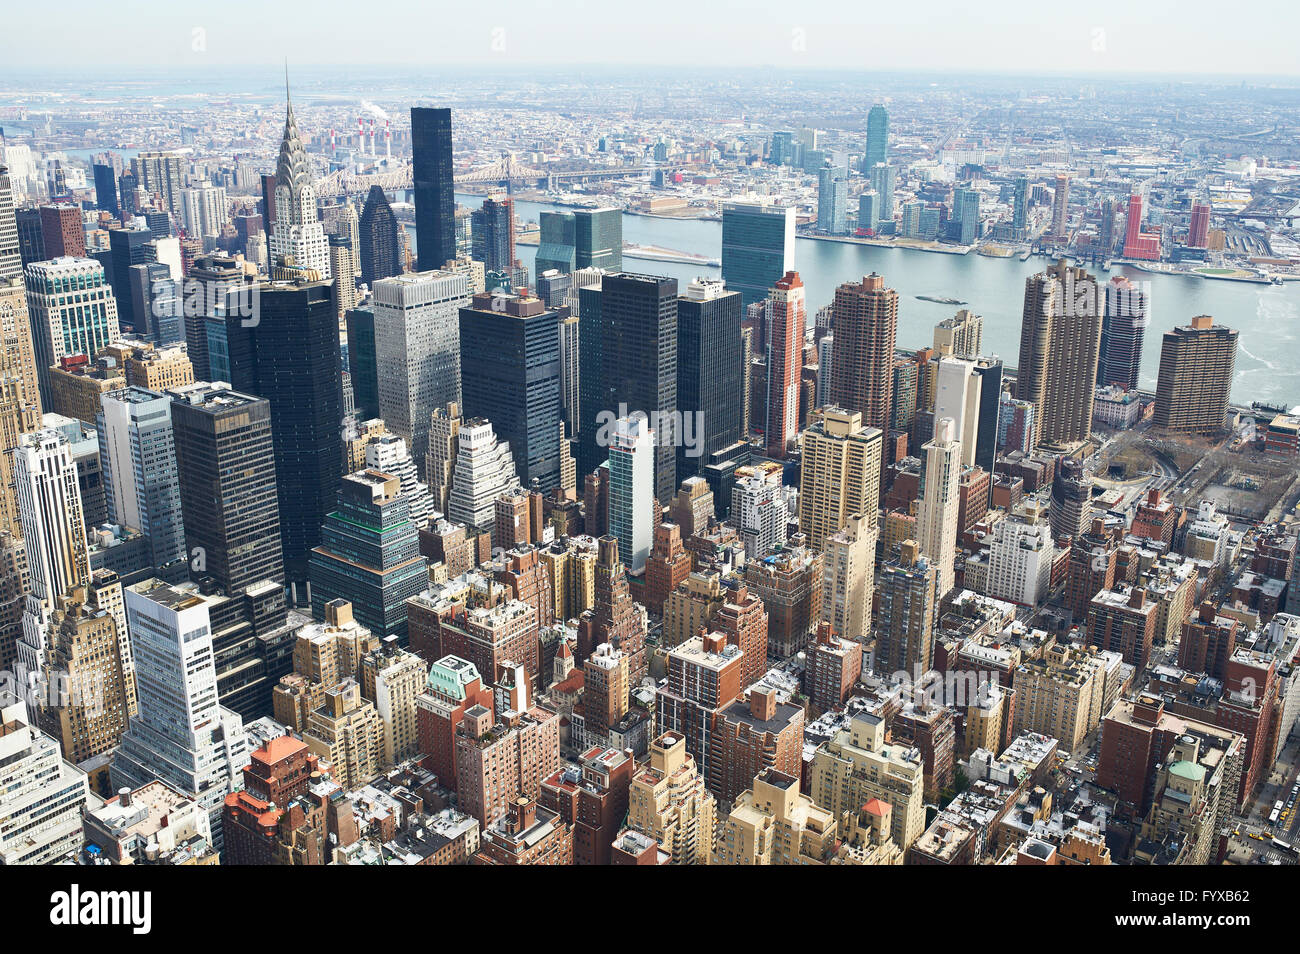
[309,470,427,640]
[675,277,742,479]
[0,277,41,537]
[359,184,403,286]
[829,273,898,447]
[817,165,848,235]
[225,279,342,599]
[864,104,889,170]
[589,274,679,503]
[471,194,515,274]
[167,383,284,594]
[411,106,457,272]
[720,200,796,307]
[24,257,121,409]
[607,414,655,574]
[1097,275,1148,391]
[798,408,883,551]
[459,291,561,490]
[764,271,805,458]
[1153,315,1238,435]
[916,417,961,601]
[373,270,470,466]
[1015,260,1103,448]
[267,85,331,280]
[0,166,21,281]
[97,387,187,573]
[536,207,622,275]
[1050,175,1070,239]
[14,428,91,673]
[111,579,249,849]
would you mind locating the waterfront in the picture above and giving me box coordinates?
[411,195,1300,408]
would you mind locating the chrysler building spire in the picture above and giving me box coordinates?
[268,66,331,280]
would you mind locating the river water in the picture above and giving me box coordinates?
[407,195,1300,408]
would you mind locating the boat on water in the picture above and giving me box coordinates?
[916,295,967,305]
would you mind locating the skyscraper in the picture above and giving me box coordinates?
[167,383,284,594]
[933,308,982,359]
[588,273,679,503]
[97,387,187,573]
[180,182,230,241]
[0,699,91,864]
[267,80,331,280]
[675,277,742,479]
[1097,275,1148,391]
[447,418,519,531]
[459,291,561,490]
[130,151,183,215]
[1188,201,1211,249]
[373,270,470,466]
[14,428,91,673]
[111,579,249,850]
[874,540,937,676]
[764,271,805,458]
[343,306,377,424]
[1122,193,1162,261]
[1153,315,1238,435]
[0,277,41,537]
[309,470,427,640]
[411,106,456,273]
[1011,175,1029,236]
[864,104,889,170]
[817,165,848,235]
[829,273,898,448]
[471,194,515,275]
[536,207,622,274]
[916,417,961,601]
[0,166,23,281]
[93,162,120,218]
[25,257,121,409]
[870,164,896,222]
[1015,260,1103,448]
[607,414,655,574]
[798,408,883,551]
[1050,175,1070,239]
[359,184,403,286]
[225,279,341,600]
[822,512,877,643]
[39,204,85,259]
[720,199,796,307]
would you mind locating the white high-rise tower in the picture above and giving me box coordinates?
[111,579,248,850]
[607,413,654,573]
[268,71,331,280]
[15,428,90,674]
[916,416,961,603]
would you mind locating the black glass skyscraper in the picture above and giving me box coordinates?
[577,284,605,478]
[345,304,379,421]
[972,359,1003,472]
[107,227,153,334]
[168,383,284,595]
[411,106,456,272]
[359,185,402,287]
[676,279,743,480]
[582,273,678,503]
[93,163,119,217]
[225,279,342,602]
[459,292,562,491]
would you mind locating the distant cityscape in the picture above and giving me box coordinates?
[2,44,1300,881]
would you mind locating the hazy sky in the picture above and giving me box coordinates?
[3,0,1297,77]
